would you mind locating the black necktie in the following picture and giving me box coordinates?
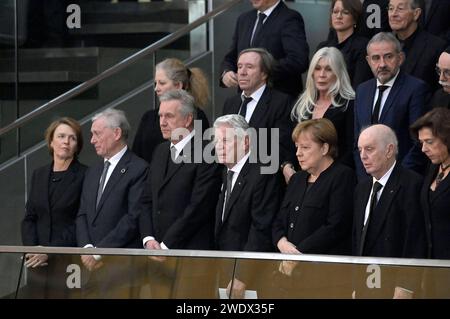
[250,12,266,46]
[222,170,235,220]
[239,96,253,119]
[359,181,383,255]
[371,85,388,124]
[96,160,110,208]
[165,145,177,178]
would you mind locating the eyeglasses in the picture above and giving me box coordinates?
[387,5,411,14]
[435,66,450,78]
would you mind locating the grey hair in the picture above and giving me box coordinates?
[158,89,197,119]
[361,124,399,156]
[367,32,402,54]
[291,47,355,122]
[238,47,274,85]
[92,108,130,141]
[213,114,249,140]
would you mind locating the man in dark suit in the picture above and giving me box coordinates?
[354,32,430,178]
[76,108,149,297]
[430,47,450,109]
[388,0,446,90]
[353,124,426,298]
[223,48,296,170]
[140,90,222,251]
[214,114,281,298]
[220,0,309,98]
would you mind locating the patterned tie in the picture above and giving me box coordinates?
[96,160,110,208]
[371,85,388,124]
[359,181,383,255]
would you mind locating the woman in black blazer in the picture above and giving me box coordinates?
[132,58,210,164]
[21,117,87,298]
[272,118,356,297]
[317,0,372,88]
[411,108,450,297]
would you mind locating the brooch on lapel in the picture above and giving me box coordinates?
[121,168,127,174]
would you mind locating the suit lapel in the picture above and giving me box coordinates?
[159,139,193,191]
[355,180,372,249]
[245,11,258,46]
[95,150,131,214]
[221,161,250,224]
[251,1,283,46]
[40,163,52,215]
[363,80,377,124]
[431,167,450,203]
[365,165,402,251]
[215,167,227,238]
[379,72,404,123]
[249,87,270,127]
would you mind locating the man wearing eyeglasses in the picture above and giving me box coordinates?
[388,0,446,90]
[430,47,450,109]
[354,32,430,179]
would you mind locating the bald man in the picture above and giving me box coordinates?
[430,47,450,109]
[353,124,426,298]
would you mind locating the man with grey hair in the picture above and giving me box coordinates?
[388,0,446,90]
[76,108,149,297]
[353,124,426,298]
[214,114,281,298]
[140,89,222,251]
[354,32,430,179]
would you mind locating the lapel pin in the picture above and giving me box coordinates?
[121,168,126,174]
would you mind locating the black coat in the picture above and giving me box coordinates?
[421,164,450,259]
[220,1,309,97]
[273,162,356,255]
[430,88,450,110]
[215,161,281,252]
[140,137,222,249]
[22,160,87,247]
[353,163,427,258]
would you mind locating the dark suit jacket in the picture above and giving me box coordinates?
[76,149,148,248]
[215,161,281,252]
[223,86,296,166]
[273,162,356,255]
[420,0,450,45]
[132,107,209,164]
[353,163,427,258]
[421,164,450,259]
[430,88,450,109]
[140,137,222,249]
[401,29,447,91]
[354,71,430,178]
[22,160,87,247]
[220,1,309,97]
[317,33,372,88]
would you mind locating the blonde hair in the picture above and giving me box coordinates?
[291,47,355,122]
[155,58,210,109]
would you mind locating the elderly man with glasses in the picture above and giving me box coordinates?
[430,47,450,109]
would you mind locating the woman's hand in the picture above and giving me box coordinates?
[24,253,48,268]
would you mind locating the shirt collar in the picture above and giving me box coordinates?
[105,145,127,166]
[259,0,280,17]
[372,161,396,188]
[229,151,251,175]
[242,84,266,104]
[377,70,400,88]
[171,130,195,158]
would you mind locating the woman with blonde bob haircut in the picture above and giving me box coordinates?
[282,47,355,183]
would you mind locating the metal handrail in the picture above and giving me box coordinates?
[0,0,243,137]
[1,245,450,268]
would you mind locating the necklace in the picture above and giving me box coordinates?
[435,161,450,186]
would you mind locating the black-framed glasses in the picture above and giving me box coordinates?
[436,66,450,78]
